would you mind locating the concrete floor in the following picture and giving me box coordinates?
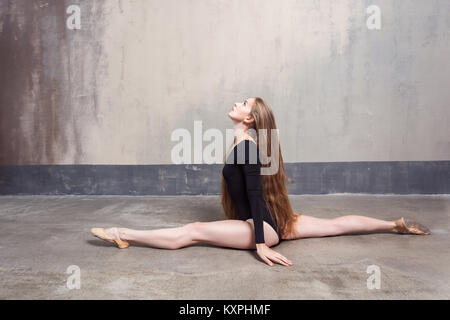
[0,194,449,299]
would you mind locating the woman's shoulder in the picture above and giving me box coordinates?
[232,138,259,164]
[233,138,258,154]
[236,137,257,147]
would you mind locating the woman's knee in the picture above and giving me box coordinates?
[327,217,348,235]
[185,221,204,242]
[163,222,201,250]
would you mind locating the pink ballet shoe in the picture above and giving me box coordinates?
[91,227,130,248]
[393,217,431,235]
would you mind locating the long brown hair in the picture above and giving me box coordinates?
[221,97,300,239]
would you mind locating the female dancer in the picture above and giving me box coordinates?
[91,97,430,267]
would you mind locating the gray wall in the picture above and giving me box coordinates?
[0,0,449,194]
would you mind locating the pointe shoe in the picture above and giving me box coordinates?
[393,217,431,235]
[91,227,130,248]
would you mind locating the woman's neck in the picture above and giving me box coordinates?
[232,122,251,144]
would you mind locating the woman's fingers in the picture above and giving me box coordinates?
[276,252,292,265]
[257,248,292,266]
[277,254,292,265]
[271,256,289,266]
[278,258,289,266]
[264,256,274,266]
[257,252,274,266]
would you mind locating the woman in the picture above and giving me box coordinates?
[91,97,430,267]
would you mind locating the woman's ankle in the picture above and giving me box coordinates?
[389,221,399,233]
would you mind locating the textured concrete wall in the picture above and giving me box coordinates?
[1,0,449,166]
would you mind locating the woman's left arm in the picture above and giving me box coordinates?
[241,140,292,266]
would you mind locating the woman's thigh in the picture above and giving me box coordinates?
[192,219,279,249]
[282,214,338,240]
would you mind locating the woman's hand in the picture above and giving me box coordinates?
[256,243,293,266]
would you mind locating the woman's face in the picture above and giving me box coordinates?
[228,98,255,123]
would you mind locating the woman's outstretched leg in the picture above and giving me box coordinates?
[331,215,397,235]
[117,223,198,249]
[284,214,397,239]
[97,219,279,250]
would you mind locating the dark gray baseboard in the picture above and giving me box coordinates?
[0,161,449,195]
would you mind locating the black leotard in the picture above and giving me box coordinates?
[222,139,281,244]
